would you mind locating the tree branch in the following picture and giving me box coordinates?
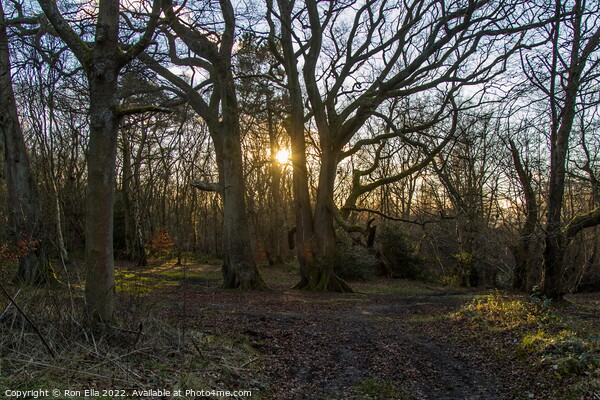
[37,0,91,69]
[564,207,600,239]
[115,104,172,116]
[119,0,161,67]
[341,207,436,226]
[190,180,223,193]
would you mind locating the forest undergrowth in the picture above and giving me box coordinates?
[0,256,598,399]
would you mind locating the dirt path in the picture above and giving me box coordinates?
[151,265,514,399]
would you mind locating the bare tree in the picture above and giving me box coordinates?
[141,0,267,289]
[520,0,600,298]
[38,0,160,321]
[268,0,540,291]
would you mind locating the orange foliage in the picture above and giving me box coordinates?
[149,227,174,255]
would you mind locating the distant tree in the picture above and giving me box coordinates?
[120,112,150,266]
[237,33,291,266]
[507,134,539,292]
[431,109,506,287]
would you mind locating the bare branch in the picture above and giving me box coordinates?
[119,0,161,67]
[37,0,91,68]
[190,180,223,193]
[115,104,172,116]
[564,207,600,239]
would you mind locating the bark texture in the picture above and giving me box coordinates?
[0,4,50,283]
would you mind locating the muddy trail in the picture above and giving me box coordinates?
[151,264,519,400]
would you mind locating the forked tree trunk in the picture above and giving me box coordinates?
[273,0,351,292]
[295,150,352,292]
[289,137,351,292]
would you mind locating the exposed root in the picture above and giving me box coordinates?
[294,271,354,293]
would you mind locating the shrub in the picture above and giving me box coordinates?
[377,223,422,279]
[149,227,174,257]
[334,231,378,281]
[453,291,550,329]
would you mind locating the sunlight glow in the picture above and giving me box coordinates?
[275,148,290,165]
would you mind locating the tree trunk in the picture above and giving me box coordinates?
[39,0,160,323]
[213,127,266,289]
[83,0,121,321]
[84,78,119,321]
[509,139,538,292]
[540,0,600,299]
[543,229,566,298]
[0,4,51,283]
[122,130,147,266]
[51,175,69,263]
[293,148,352,292]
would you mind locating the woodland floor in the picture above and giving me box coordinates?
[1,257,600,399]
[120,258,599,399]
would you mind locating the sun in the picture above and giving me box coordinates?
[275,148,290,164]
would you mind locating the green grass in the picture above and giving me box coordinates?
[113,261,224,294]
[158,270,218,280]
[115,272,162,294]
[452,292,549,330]
[451,291,600,397]
[353,378,411,399]
[356,279,436,296]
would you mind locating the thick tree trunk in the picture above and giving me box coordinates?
[286,107,317,288]
[213,128,267,290]
[85,76,119,321]
[543,102,570,298]
[39,0,160,324]
[0,5,51,283]
[512,240,532,292]
[83,3,121,321]
[543,227,566,298]
[295,150,352,292]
